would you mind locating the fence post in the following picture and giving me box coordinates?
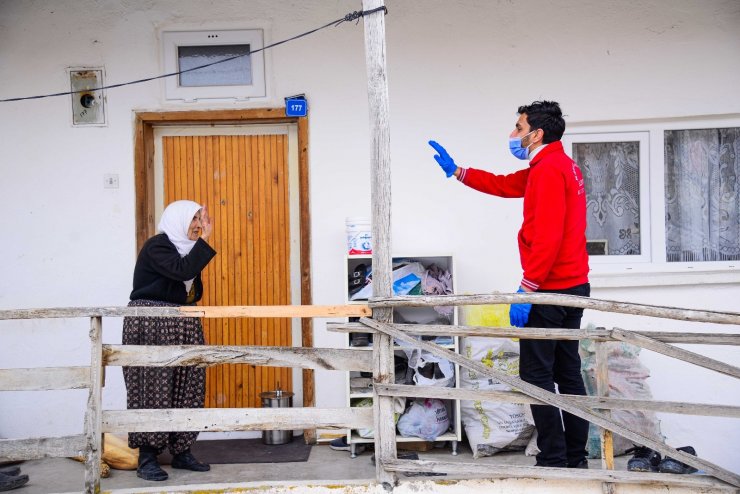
[362,0,397,486]
[84,316,103,494]
[595,340,615,494]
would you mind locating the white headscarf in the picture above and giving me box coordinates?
[158,200,202,293]
[158,200,202,256]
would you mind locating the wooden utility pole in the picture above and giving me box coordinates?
[361,0,397,486]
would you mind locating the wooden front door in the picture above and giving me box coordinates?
[159,129,292,408]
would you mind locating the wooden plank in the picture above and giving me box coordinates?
[0,305,369,321]
[370,293,740,325]
[298,115,316,443]
[104,345,372,372]
[135,108,292,123]
[327,322,740,345]
[612,328,740,379]
[0,306,185,320]
[3,298,730,325]
[246,135,257,408]
[595,341,615,494]
[102,407,373,433]
[0,367,90,391]
[361,317,740,487]
[234,135,246,409]
[217,135,228,408]
[226,134,237,408]
[174,135,183,202]
[374,383,740,418]
[133,115,147,250]
[204,134,217,409]
[180,305,371,318]
[362,0,396,485]
[277,134,291,397]
[0,435,87,461]
[84,316,103,494]
[266,134,276,394]
[133,116,155,251]
[186,136,195,203]
[381,459,737,491]
[257,135,269,399]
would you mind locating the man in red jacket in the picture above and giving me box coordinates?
[429,100,591,469]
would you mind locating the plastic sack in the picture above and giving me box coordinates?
[460,303,512,330]
[397,398,450,441]
[458,310,535,458]
[354,397,406,439]
[102,433,138,470]
[580,336,664,458]
[70,456,111,477]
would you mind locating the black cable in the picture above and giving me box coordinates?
[0,6,388,104]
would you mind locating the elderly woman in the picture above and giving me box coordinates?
[123,200,217,481]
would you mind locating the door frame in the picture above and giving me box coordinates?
[133,108,315,439]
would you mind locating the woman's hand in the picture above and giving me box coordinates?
[200,205,213,241]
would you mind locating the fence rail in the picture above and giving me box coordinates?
[1,298,739,493]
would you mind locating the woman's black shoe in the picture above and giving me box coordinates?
[0,467,20,478]
[137,451,168,481]
[171,451,210,472]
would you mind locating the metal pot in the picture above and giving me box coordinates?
[259,389,295,445]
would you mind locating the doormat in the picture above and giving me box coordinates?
[159,436,312,464]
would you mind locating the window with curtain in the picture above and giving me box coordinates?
[572,141,641,256]
[664,127,740,262]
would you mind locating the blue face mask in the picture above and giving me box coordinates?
[509,130,536,160]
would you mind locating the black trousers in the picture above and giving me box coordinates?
[519,283,590,467]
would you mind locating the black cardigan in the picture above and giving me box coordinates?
[130,234,217,304]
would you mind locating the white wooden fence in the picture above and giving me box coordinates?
[1,297,739,493]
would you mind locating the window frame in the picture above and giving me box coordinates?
[562,131,651,266]
[563,114,740,286]
[162,29,266,102]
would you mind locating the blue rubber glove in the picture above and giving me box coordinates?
[509,287,532,327]
[428,140,458,178]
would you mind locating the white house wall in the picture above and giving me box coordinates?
[0,0,738,474]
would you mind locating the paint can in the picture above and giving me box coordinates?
[346,217,372,255]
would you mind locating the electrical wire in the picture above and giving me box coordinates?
[0,6,387,104]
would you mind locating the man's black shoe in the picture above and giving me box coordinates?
[137,451,168,481]
[0,471,29,491]
[534,462,567,468]
[658,446,698,474]
[568,459,588,469]
[0,467,20,478]
[625,445,662,472]
[171,450,210,472]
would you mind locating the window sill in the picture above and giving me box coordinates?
[589,266,740,288]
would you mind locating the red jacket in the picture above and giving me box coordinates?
[457,141,589,290]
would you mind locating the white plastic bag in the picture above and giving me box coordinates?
[405,349,455,388]
[396,398,450,441]
[355,397,406,438]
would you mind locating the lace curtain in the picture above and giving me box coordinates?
[664,128,740,262]
[572,141,641,256]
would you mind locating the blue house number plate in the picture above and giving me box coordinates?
[286,98,307,117]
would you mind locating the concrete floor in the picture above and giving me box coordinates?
[7,442,635,494]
